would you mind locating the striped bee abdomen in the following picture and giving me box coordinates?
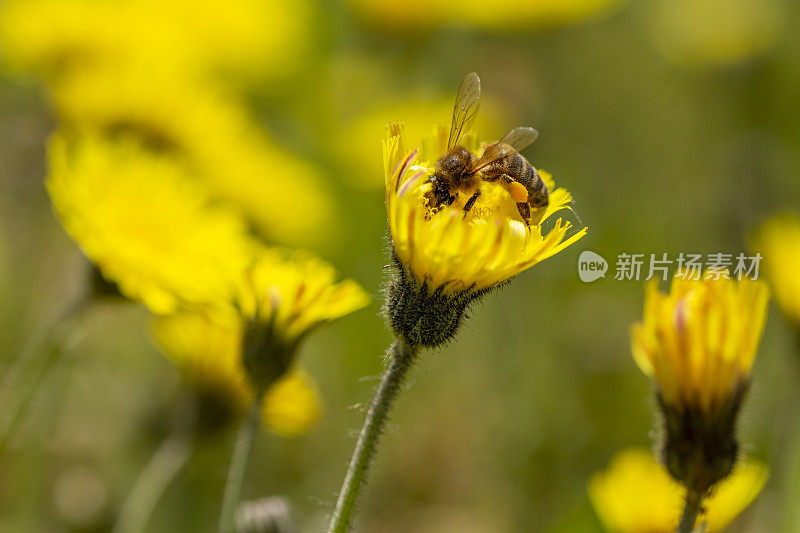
[482,149,549,209]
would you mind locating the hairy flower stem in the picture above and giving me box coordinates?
[113,430,194,533]
[218,400,262,533]
[328,338,419,533]
[676,489,703,533]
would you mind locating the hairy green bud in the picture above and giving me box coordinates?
[384,254,494,348]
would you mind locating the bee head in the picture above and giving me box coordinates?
[435,146,475,184]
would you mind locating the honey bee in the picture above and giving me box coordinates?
[426,72,548,225]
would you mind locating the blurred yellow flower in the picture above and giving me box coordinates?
[348,0,623,31]
[384,122,586,294]
[232,246,370,392]
[262,372,322,438]
[238,247,371,343]
[631,275,769,417]
[152,311,321,437]
[650,0,783,67]
[51,67,335,246]
[151,244,367,431]
[152,311,249,412]
[631,274,769,495]
[753,213,800,327]
[2,0,334,247]
[47,132,253,314]
[0,0,313,82]
[130,0,315,83]
[0,0,127,78]
[589,448,768,533]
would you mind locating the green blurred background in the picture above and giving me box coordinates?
[1,0,800,531]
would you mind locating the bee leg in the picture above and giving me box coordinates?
[426,176,456,209]
[463,190,481,217]
[423,190,437,209]
[516,202,532,225]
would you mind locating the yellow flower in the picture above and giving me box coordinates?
[589,448,768,533]
[3,0,334,247]
[383,122,585,347]
[236,247,371,390]
[0,0,314,83]
[631,275,769,417]
[128,0,315,83]
[0,0,127,78]
[650,0,783,67]
[753,213,800,326]
[152,245,368,430]
[51,67,335,247]
[631,274,769,494]
[238,247,371,342]
[152,311,250,412]
[47,132,253,314]
[347,0,624,32]
[262,372,323,438]
[385,122,586,294]
[152,311,322,437]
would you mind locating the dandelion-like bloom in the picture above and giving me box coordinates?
[130,0,314,83]
[0,0,126,78]
[152,311,322,437]
[0,0,313,83]
[631,274,769,496]
[150,247,368,533]
[236,247,371,393]
[52,66,335,246]
[206,247,367,533]
[47,132,253,314]
[589,448,768,533]
[753,213,800,327]
[383,123,586,346]
[2,0,334,247]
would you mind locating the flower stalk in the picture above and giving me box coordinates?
[588,447,767,533]
[113,431,194,533]
[677,489,703,533]
[328,338,419,533]
[218,399,262,533]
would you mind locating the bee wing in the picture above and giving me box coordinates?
[498,126,539,152]
[447,72,481,149]
[471,126,539,172]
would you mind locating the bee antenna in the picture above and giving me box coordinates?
[570,199,584,225]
